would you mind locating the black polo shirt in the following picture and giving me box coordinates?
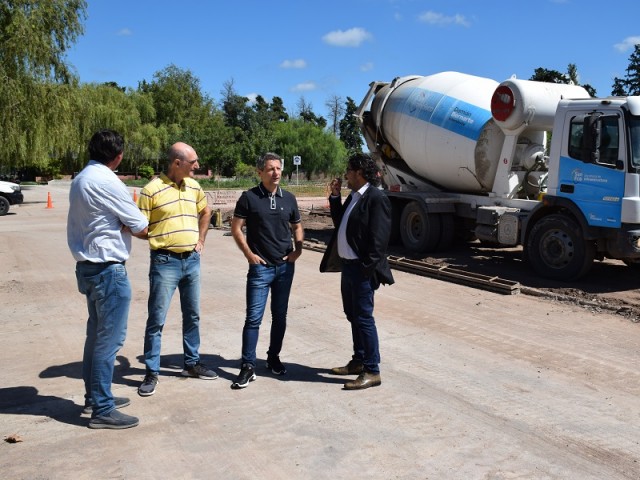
[234,183,301,266]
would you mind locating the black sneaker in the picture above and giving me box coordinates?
[181,362,218,380]
[138,373,158,397]
[231,364,256,389]
[266,356,287,375]
[83,396,130,415]
[88,409,139,430]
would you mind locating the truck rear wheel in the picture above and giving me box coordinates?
[526,214,595,280]
[0,196,9,216]
[400,202,441,252]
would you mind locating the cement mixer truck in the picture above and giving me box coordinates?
[356,71,640,280]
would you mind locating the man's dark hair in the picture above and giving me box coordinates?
[88,129,124,165]
[348,153,381,186]
[257,152,283,170]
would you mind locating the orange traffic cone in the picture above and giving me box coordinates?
[46,192,54,209]
[133,189,138,202]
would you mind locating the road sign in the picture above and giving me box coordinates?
[293,155,301,165]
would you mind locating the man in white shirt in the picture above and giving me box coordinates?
[68,129,148,429]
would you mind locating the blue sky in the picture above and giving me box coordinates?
[67,0,640,120]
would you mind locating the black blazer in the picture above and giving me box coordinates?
[319,186,394,286]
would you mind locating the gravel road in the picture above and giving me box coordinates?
[1,184,640,479]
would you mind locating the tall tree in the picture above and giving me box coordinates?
[325,94,345,136]
[338,97,363,156]
[0,0,87,169]
[296,96,327,128]
[611,44,640,96]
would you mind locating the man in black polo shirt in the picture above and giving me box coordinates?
[230,152,304,389]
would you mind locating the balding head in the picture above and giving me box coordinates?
[167,142,197,167]
[166,142,200,184]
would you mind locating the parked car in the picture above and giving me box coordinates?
[0,180,24,215]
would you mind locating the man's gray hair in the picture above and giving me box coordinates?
[257,152,282,170]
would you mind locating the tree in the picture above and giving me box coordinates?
[0,0,87,82]
[270,96,289,122]
[611,44,640,96]
[273,119,346,180]
[140,64,211,128]
[0,0,88,169]
[296,96,327,128]
[530,64,596,97]
[338,97,363,156]
[325,94,345,136]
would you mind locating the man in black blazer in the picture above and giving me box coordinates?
[320,153,394,390]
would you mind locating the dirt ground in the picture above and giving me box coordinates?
[292,206,640,324]
[2,184,640,479]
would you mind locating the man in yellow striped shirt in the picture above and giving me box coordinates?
[137,142,214,397]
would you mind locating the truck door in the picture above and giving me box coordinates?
[556,113,625,228]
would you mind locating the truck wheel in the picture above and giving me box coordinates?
[526,214,595,280]
[400,201,441,252]
[0,196,9,216]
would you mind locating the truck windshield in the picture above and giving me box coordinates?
[631,117,640,168]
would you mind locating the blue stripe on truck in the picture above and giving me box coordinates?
[385,86,492,141]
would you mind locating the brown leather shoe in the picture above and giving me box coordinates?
[343,372,381,390]
[330,360,364,375]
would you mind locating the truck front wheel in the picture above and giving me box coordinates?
[0,196,10,216]
[526,214,595,280]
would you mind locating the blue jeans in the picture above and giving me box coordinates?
[340,263,380,373]
[241,262,295,366]
[143,250,201,374]
[76,262,131,417]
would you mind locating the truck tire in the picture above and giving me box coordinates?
[400,201,441,252]
[525,213,595,280]
[0,196,9,216]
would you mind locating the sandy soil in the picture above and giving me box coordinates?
[2,185,640,479]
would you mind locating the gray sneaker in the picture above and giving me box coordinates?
[83,396,130,414]
[138,373,158,397]
[88,409,139,430]
[181,363,218,380]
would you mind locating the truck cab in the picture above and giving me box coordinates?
[524,98,640,278]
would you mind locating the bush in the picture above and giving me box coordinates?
[138,164,155,179]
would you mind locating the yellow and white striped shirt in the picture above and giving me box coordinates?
[138,173,208,252]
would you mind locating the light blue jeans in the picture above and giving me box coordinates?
[76,262,131,417]
[143,250,201,374]
[241,262,295,366]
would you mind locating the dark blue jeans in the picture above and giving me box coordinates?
[143,250,201,374]
[241,262,295,366]
[340,263,380,373]
[76,262,131,417]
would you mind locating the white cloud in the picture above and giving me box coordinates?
[614,36,640,53]
[418,11,470,27]
[116,28,132,36]
[322,27,373,47]
[245,93,259,104]
[280,59,307,69]
[291,82,317,92]
[360,62,374,72]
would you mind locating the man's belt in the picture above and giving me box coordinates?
[153,248,195,259]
